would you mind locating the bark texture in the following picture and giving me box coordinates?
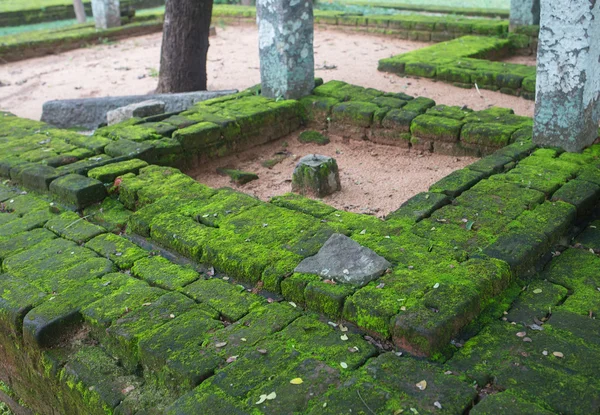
[73,0,87,23]
[156,0,214,93]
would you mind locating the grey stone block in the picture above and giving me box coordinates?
[41,90,238,130]
[107,100,166,126]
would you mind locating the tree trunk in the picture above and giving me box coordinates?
[73,0,86,23]
[156,0,214,93]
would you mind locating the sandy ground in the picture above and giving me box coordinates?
[189,129,476,217]
[0,24,535,120]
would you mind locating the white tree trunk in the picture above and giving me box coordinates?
[73,0,86,23]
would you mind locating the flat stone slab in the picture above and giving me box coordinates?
[107,100,166,126]
[294,233,391,286]
[41,90,238,130]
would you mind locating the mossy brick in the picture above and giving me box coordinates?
[331,101,379,128]
[304,281,355,319]
[81,283,165,333]
[548,308,600,349]
[489,164,571,196]
[9,162,39,183]
[280,273,320,306]
[148,214,216,261]
[381,108,420,132]
[45,211,106,243]
[493,140,537,161]
[519,154,582,178]
[0,228,56,261]
[55,154,115,176]
[172,121,221,152]
[82,197,131,233]
[0,184,18,202]
[138,307,223,393]
[540,248,600,316]
[467,154,513,175]
[216,168,258,185]
[53,130,112,154]
[166,386,251,415]
[405,62,437,78]
[460,122,517,148]
[49,174,107,210]
[0,209,54,237]
[266,315,377,369]
[464,106,515,123]
[410,114,464,142]
[206,303,300,357]
[577,166,600,186]
[506,200,576,246]
[0,273,47,336]
[4,193,50,216]
[22,273,139,348]
[297,130,330,145]
[551,179,600,218]
[426,104,472,120]
[522,75,536,92]
[448,321,600,414]
[470,391,556,415]
[87,158,148,183]
[104,292,196,371]
[297,95,339,125]
[403,96,436,113]
[505,280,568,325]
[371,96,408,109]
[250,358,340,415]
[131,256,199,291]
[574,219,600,251]
[482,231,547,277]
[20,165,61,192]
[183,278,265,322]
[429,168,487,197]
[392,258,511,356]
[386,191,450,222]
[104,139,154,159]
[85,233,147,270]
[269,192,337,219]
[97,124,163,142]
[310,353,476,415]
[59,346,141,413]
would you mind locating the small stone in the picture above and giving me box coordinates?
[542,350,548,356]
[553,351,564,358]
[298,130,330,145]
[523,337,532,342]
[291,154,341,198]
[215,342,227,348]
[434,402,442,409]
[216,168,259,185]
[516,331,527,337]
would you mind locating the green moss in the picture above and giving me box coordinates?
[386,191,450,222]
[172,121,221,152]
[429,168,486,197]
[216,168,258,185]
[304,281,354,319]
[45,211,106,243]
[87,158,148,183]
[460,122,518,149]
[49,173,107,210]
[298,130,330,145]
[0,273,47,335]
[131,255,200,290]
[281,273,320,306]
[411,114,464,142]
[0,227,56,260]
[82,197,131,233]
[183,278,264,322]
[270,192,337,219]
[331,101,379,127]
[85,232,148,269]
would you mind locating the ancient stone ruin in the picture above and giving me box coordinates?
[1,0,600,414]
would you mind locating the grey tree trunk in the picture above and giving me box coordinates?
[73,0,87,23]
[156,0,214,93]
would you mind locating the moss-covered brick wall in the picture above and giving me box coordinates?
[1,83,600,414]
[2,4,539,64]
[379,35,537,100]
[0,0,164,27]
[301,80,533,156]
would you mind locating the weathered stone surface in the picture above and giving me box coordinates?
[41,90,237,129]
[533,2,600,152]
[295,233,391,286]
[91,0,120,29]
[257,0,314,99]
[106,100,166,126]
[292,154,341,198]
[509,0,540,29]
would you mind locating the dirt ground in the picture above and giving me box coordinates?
[190,130,476,217]
[0,23,535,120]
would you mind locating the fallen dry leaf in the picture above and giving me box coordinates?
[290,378,303,385]
[416,380,427,390]
[553,351,564,358]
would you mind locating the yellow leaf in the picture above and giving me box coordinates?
[553,351,564,358]
[415,380,427,390]
[290,378,303,385]
[266,392,277,400]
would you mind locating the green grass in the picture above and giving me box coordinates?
[0,0,76,13]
